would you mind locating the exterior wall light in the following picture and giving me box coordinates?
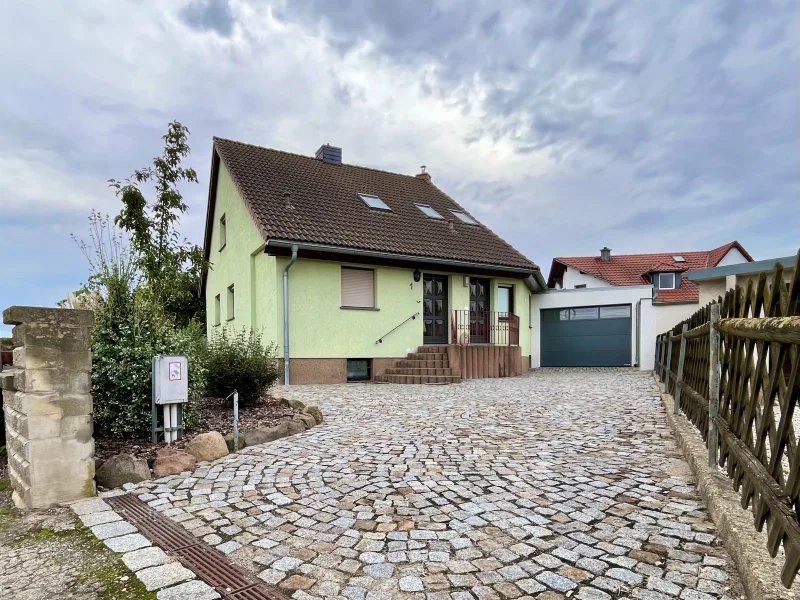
[413,269,421,282]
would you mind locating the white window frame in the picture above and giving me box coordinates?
[658,272,676,289]
[219,213,227,250]
[226,284,235,320]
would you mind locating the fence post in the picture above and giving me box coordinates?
[674,324,688,413]
[665,332,673,391]
[708,304,721,468]
[656,335,665,380]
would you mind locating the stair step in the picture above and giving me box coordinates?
[417,345,449,353]
[395,359,448,369]
[385,367,453,376]
[375,374,460,384]
[407,352,447,361]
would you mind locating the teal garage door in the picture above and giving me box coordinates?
[541,304,632,367]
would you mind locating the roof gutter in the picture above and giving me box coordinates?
[267,239,542,281]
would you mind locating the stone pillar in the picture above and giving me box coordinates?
[2,306,95,509]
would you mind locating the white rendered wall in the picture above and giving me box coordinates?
[559,266,609,289]
[655,302,699,334]
[717,247,749,266]
[530,285,655,370]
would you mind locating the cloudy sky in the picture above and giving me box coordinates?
[1,0,798,320]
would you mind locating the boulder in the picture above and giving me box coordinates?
[152,448,196,478]
[296,413,316,429]
[244,422,288,446]
[95,454,151,489]
[224,432,248,452]
[288,399,306,410]
[286,416,308,435]
[304,405,323,425]
[185,431,229,462]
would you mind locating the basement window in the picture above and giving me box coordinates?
[358,193,391,211]
[450,210,477,225]
[416,204,443,219]
[347,358,371,382]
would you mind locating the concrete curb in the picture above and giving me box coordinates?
[654,374,795,600]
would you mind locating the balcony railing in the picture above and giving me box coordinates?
[451,310,520,346]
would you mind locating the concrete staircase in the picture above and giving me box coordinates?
[374,345,460,384]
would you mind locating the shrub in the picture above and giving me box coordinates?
[89,253,208,438]
[205,328,279,406]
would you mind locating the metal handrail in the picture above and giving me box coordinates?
[375,312,420,344]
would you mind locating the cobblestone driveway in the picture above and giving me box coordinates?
[128,369,741,600]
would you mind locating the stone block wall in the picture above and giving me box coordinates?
[2,306,95,508]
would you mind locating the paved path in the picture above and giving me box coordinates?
[127,369,742,600]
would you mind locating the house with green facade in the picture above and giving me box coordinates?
[201,138,546,384]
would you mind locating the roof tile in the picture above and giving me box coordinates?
[211,138,538,272]
[549,241,752,303]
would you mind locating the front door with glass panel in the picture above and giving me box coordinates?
[423,275,448,344]
[469,277,490,344]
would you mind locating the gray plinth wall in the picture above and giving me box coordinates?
[2,306,95,508]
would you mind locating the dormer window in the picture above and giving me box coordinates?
[658,272,677,289]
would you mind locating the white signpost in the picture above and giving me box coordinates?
[151,355,189,443]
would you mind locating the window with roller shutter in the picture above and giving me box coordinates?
[341,267,375,308]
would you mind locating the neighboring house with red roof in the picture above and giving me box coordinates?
[201,139,545,384]
[546,242,753,333]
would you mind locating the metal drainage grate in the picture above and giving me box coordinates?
[106,494,286,600]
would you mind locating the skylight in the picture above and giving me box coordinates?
[450,210,477,225]
[672,255,686,262]
[358,193,391,211]
[416,204,443,219]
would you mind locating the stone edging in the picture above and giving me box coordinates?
[654,374,795,600]
[69,493,222,599]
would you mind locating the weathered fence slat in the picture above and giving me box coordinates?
[655,248,800,588]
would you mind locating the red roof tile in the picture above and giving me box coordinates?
[205,138,539,273]
[548,241,752,303]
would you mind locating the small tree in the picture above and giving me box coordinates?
[110,120,205,328]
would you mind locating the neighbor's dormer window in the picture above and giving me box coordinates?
[358,193,391,211]
[658,272,676,289]
[415,204,443,219]
[450,210,477,225]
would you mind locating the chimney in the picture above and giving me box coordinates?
[416,165,431,183]
[600,247,612,262]
[315,143,342,165]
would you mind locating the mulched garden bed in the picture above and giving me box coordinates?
[94,395,302,463]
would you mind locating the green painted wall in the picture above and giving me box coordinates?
[205,164,276,342]
[274,259,531,359]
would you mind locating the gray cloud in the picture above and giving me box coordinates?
[180,0,235,36]
[0,0,797,310]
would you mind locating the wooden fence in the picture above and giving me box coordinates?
[655,250,800,587]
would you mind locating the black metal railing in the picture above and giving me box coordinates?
[375,312,420,344]
[451,310,520,346]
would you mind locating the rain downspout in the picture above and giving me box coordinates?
[283,245,299,384]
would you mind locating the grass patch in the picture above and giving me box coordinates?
[0,481,9,491]
[75,525,157,600]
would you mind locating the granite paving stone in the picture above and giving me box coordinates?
[124,370,742,599]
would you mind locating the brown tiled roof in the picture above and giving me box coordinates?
[207,138,538,272]
[547,241,753,304]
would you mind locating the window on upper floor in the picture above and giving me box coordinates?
[214,294,221,326]
[658,272,676,289]
[341,267,375,308]
[415,204,443,219]
[219,214,227,250]
[227,284,235,320]
[450,210,477,225]
[358,193,391,211]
